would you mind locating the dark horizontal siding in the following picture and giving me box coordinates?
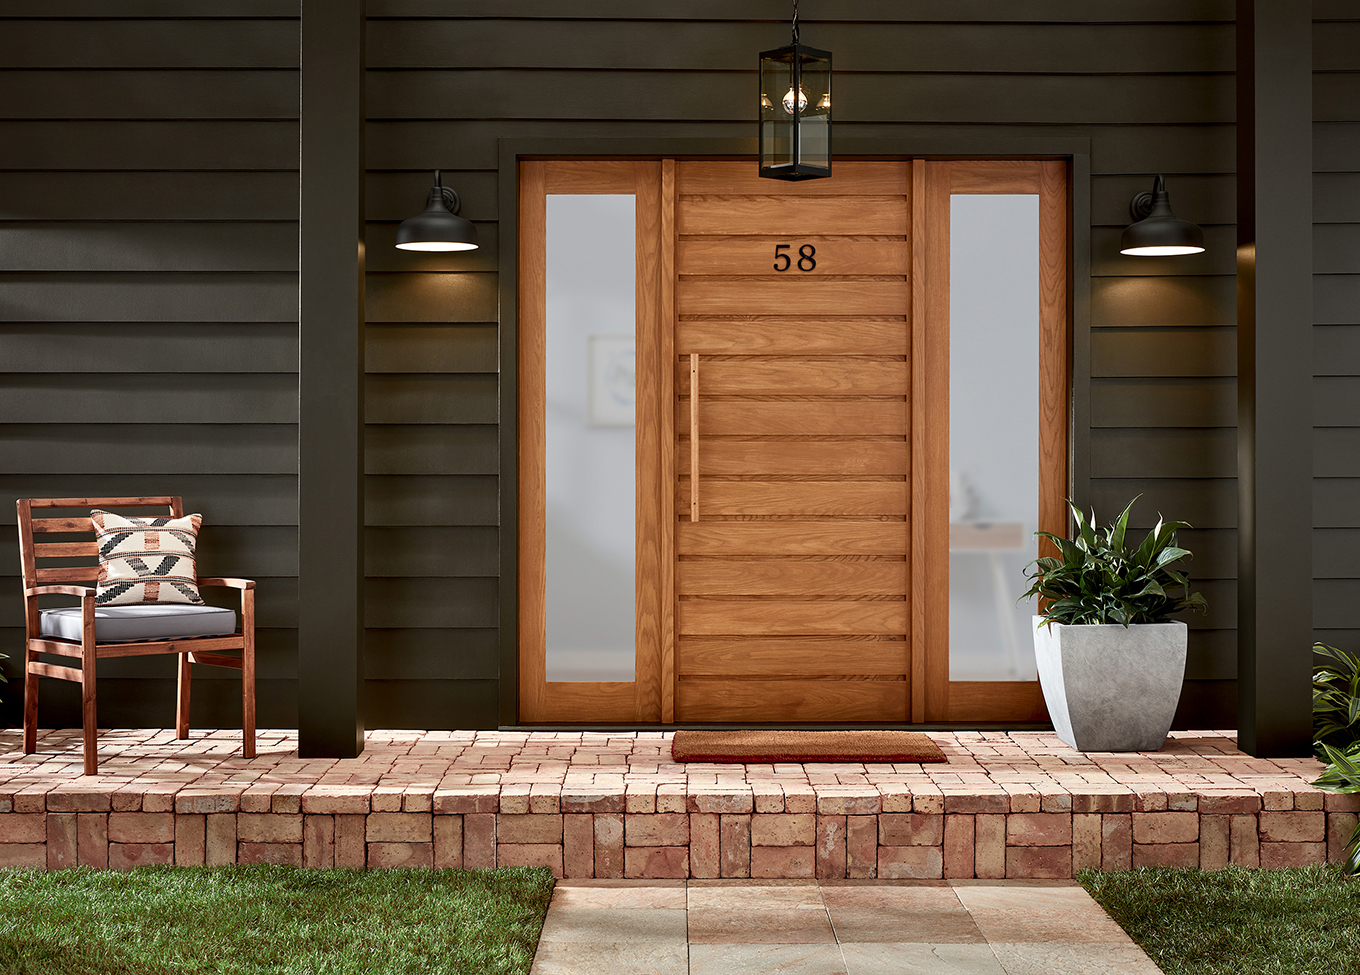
[1315,15,1360,662]
[366,20,1235,73]
[0,10,301,731]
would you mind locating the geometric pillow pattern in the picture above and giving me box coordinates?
[91,509,204,606]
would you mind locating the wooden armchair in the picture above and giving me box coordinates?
[18,496,255,775]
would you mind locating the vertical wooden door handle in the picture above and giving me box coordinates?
[690,353,700,522]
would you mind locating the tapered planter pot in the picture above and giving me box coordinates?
[1033,618,1187,752]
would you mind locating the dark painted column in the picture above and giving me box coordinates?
[298,0,365,758]
[1236,0,1313,756]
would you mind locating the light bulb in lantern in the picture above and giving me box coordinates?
[816,92,830,111]
[761,93,773,110]
[782,86,808,115]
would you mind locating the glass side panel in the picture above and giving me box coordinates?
[759,54,795,169]
[948,194,1041,681]
[544,194,636,682]
[797,54,830,169]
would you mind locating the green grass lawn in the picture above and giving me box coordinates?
[1080,864,1360,975]
[0,864,555,975]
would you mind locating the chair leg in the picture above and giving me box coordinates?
[242,589,256,759]
[22,644,39,755]
[81,595,98,776]
[176,652,191,739]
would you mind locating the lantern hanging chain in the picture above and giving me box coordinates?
[791,0,799,44]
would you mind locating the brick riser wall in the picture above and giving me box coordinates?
[3,792,1356,877]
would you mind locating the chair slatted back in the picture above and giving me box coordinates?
[17,497,184,591]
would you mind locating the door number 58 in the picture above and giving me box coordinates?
[774,243,817,272]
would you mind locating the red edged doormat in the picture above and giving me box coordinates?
[671,730,947,764]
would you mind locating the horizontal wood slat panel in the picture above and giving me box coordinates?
[676,357,908,395]
[948,681,1048,721]
[26,661,83,682]
[679,479,909,516]
[678,319,909,355]
[531,682,637,723]
[948,160,1044,193]
[677,197,909,236]
[542,158,638,193]
[677,160,908,196]
[676,679,906,722]
[678,277,909,316]
[679,399,909,437]
[33,541,98,558]
[679,560,907,596]
[33,566,99,584]
[678,237,909,276]
[29,636,245,658]
[680,599,908,636]
[696,440,909,476]
[30,518,93,534]
[678,639,908,677]
[679,521,908,555]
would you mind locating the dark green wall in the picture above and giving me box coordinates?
[4,0,1344,731]
[0,2,301,729]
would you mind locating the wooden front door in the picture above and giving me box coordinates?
[517,156,1068,726]
[674,161,914,721]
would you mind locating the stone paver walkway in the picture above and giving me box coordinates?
[531,879,1164,975]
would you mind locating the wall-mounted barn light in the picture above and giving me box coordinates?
[395,171,479,252]
[759,0,831,181]
[1120,175,1204,256]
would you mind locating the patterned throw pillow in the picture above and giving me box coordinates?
[91,509,205,606]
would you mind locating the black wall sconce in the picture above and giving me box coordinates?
[759,0,831,181]
[395,171,479,252]
[1120,175,1204,256]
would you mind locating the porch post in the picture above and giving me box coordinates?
[1236,0,1313,756]
[298,0,365,757]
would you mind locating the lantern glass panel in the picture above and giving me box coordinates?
[759,50,796,175]
[797,52,830,171]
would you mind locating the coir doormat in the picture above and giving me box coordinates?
[671,730,947,764]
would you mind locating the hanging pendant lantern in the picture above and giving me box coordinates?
[759,0,831,181]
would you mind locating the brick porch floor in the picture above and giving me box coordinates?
[1,729,1355,877]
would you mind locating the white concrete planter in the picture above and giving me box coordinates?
[1033,617,1188,753]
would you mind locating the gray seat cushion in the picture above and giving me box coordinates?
[39,604,237,644]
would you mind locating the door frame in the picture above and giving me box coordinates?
[498,137,1092,728]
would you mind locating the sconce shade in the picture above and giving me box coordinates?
[1119,175,1204,256]
[396,171,479,252]
[759,42,831,181]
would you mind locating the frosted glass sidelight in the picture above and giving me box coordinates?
[544,194,637,681]
[948,194,1041,681]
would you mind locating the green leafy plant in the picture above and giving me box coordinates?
[1314,642,1360,754]
[1313,643,1360,877]
[1021,496,1208,627]
[1312,741,1360,876]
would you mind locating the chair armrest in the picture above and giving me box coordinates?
[198,577,256,591]
[25,585,95,598]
